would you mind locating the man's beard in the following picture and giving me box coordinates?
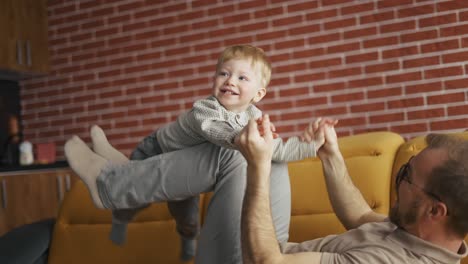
[389,199,420,228]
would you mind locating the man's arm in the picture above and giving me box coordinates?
[237,115,322,264]
[318,125,386,230]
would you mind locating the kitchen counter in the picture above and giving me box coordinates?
[0,160,69,174]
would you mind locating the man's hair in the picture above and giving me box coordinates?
[216,45,272,88]
[425,133,468,237]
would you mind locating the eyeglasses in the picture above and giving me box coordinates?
[395,156,447,208]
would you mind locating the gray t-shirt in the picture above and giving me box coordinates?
[283,221,467,264]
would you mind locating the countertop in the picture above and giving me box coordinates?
[0,160,69,173]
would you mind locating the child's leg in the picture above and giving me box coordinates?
[90,125,150,245]
[167,197,200,261]
[130,131,201,260]
[64,136,107,209]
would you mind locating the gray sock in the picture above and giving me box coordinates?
[180,237,197,261]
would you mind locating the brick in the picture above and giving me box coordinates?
[314,82,345,92]
[398,4,435,18]
[257,30,287,41]
[346,52,378,64]
[424,66,463,79]
[386,71,422,84]
[441,25,468,37]
[321,0,350,6]
[338,117,367,127]
[315,106,347,116]
[273,15,303,27]
[350,102,385,113]
[430,118,468,130]
[305,9,338,21]
[329,67,362,78]
[365,61,400,74]
[269,77,291,87]
[279,87,309,97]
[276,62,308,74]
[382,46,419,59]
[367,87,402,99]
[427,92,465,104]
[380,20,416,33]
[445,78,468,89]
[238,0,268,10]
[253,7,283,19]
[377,0,413,8]
[295,96,328,108]
[343,26,377,39]
[360,11,394,24]
[401,30,438,43]
[405,81,442,94]
[327,42,360,54]
[442,51,468,63]
[162,2,187,13]
[274,39,305,50]
[287,1,319,13]
[419,13,456,28]
[403,56,439,69]
[331,92,364,103]
[309,57,342,69]
[207,4,235,16]
[448,105,468,116]
[308,33,341,45]
[408,108,445,120]
[387,97,424,109]
[421,39,459,53]
[324,18,356,30]
[292,48,324,59]
[437,1,468,11]
[294,72,326,83]
[349,77,383,88]
[261,101,294,112]
[370,113,405,123]
[363,36,398,48]
[289,24,321,36]
[391,123,428,134]
[341,2,375,15]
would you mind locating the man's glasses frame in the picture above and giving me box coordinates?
[395,156,448,215]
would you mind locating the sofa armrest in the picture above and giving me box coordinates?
[0,218,55,264]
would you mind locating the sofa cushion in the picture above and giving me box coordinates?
[48,181,199,264]
[287,131,404,242]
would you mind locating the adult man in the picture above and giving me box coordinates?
[237,114,467,263]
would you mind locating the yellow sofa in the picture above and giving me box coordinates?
[47,131,468,264]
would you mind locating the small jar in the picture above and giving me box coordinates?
[19,141,34,165]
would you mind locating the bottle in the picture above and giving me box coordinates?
[19,141,34,165]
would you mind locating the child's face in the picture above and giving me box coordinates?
[212,58,266,113]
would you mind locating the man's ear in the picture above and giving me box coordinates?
[252,88,266,103]
[430,201,449,218]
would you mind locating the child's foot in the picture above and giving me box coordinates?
[90,125,128,164]
[64,135,107,209]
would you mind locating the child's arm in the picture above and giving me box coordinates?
[270,118,338,162]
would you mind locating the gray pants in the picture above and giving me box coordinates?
[97,142,291,264]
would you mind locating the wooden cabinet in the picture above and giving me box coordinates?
[0,0,49,77]
[0,168,78,236]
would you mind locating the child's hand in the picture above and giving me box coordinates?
[300,117,338,150]
[256,116,279,139]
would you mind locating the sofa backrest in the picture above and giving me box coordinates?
[287,131,404,242]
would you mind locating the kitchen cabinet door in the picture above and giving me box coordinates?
[0,168,78,236]
[0,0,49,77]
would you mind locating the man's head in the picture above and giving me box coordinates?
[212,45,271,113]
[390,133,468,239]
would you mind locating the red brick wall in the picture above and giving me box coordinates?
[21,0,468,159]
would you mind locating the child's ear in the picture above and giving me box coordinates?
[252,88,266,103]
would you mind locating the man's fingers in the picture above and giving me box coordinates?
[262,114,273,140]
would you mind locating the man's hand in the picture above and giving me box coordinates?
[235,114,274,165]
[300,117,338,154]
[317,124,340,159]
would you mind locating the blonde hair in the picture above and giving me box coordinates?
[216,45,272,87]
